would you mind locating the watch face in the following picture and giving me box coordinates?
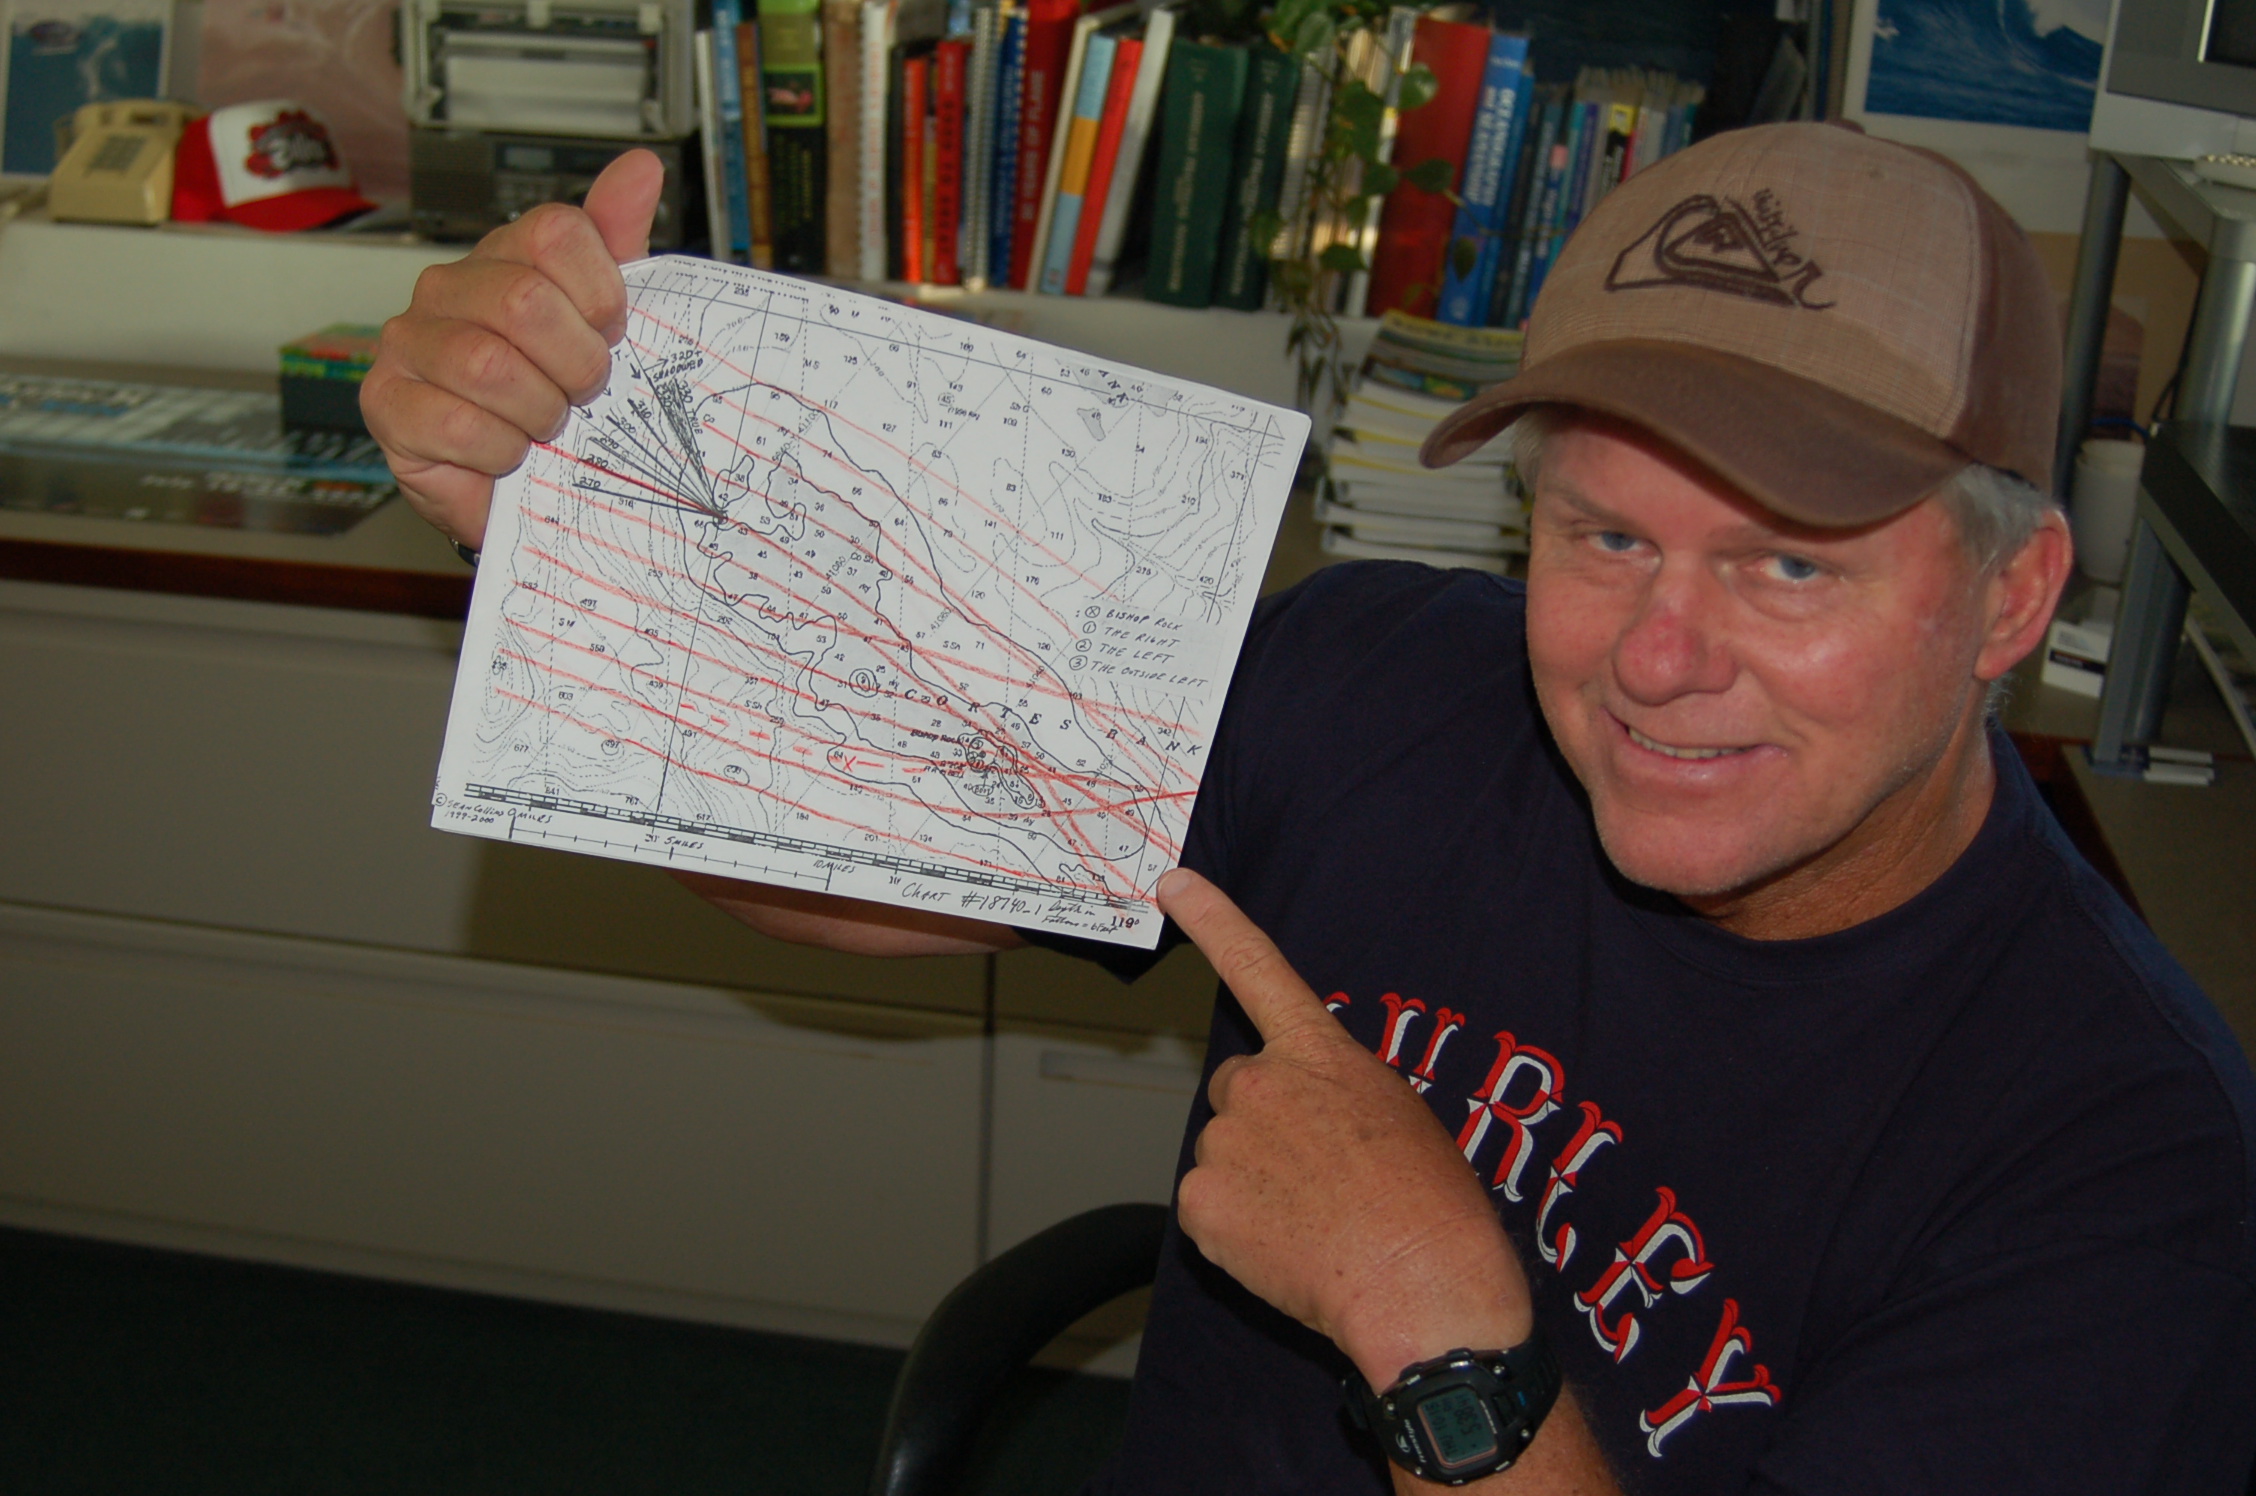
[1416,1385,1501,1472]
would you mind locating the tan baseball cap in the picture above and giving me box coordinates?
[1419,122,2061,527]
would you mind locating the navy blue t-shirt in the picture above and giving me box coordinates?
[1059,561,2256,1494]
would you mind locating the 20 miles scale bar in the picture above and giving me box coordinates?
[431,256,1308,948]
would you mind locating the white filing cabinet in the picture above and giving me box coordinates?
[0,577,1213,1351]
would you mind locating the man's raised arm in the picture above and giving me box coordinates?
[359,151,1022,959]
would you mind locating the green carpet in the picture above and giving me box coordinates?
[0,1227,1130,1495]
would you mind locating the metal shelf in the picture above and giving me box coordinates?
[2061,153,2256,767]
[2139,424,2256,669]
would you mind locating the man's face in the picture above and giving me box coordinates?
[1524,418,1996,913]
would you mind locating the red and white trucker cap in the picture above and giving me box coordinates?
[1420,122,2062,526]
[171,100,374,233]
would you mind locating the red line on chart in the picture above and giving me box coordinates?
[510,308,1222,870]
[514,516,1132,885]
[488,683,1143,900]
[625,305,1130,616]
[512,521,1183,865]
[496,612,1190,847]
[621,308,1218,798]
[494,643,1185,871]
[521,460,1209,807]
[509,576,1189,827]
[522,466,1202,802]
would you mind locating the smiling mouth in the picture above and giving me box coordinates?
[1624,724,1750,761]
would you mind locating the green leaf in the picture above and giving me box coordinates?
[1448,236,1480,280]
[1289,9,1335,61]
[1404,156,1455,194]
[1319,243,1367,273]
[1267,0,1320,43]
[1358,160,1399,196]
[1335,80,1385,127]
[1395,62,1437,113]
[1249,208,1286,255]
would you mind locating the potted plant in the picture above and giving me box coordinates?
[1250,0,1447,417]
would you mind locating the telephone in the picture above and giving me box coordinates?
[48,101,200,226]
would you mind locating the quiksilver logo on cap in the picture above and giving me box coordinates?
[1605,191,1832,309]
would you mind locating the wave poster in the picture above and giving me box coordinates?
[2,0,168,176]
[1863,0,2104,132]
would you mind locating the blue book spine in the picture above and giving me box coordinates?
[1435,35,1530,326]
[989,13,1027,285]
[1040,199,1085,294]
[1480,62,1538,317]
[1037,31,1116,294]
[1521,125,1575,318]
[1500,90,1563,328]
[710,0,752,257]
[1562,97,1599,233]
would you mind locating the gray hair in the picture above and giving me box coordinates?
[1506,406,2057,574]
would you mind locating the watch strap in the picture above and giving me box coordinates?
[1346,1329,1562,1486]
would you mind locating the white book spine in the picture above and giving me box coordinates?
[694,31,734,262]
[857,0,894,282]
[1341,4,1419,319]
[1269,59,1328,281]
[962,2,1001,289]
[1085,4,1175,298]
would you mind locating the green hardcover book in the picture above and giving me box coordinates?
[759,0,828,273]
[1211,44,1299,312]
[1144,41,1250,309]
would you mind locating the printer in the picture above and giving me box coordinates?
[401,0,698,245]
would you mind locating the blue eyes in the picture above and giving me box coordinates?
[1767,553,1823,583]
[1584,530,1822,583]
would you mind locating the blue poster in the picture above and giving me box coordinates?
[1864,0,2105,132]
[3,0,168,175]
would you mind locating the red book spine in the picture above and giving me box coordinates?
[1365,17,1494,319]
[1007,0,1081,289]
[1064,36,1140,296]
[901,54,929,284]
[933,37,969,286]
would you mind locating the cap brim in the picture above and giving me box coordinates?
[1419,340,1970,529]
[225,186,377,233]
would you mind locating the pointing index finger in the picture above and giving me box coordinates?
[1157,869,1333,1048]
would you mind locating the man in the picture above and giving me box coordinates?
[364,123,2256,1491]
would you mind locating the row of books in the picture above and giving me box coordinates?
[1465,64,1709,330]
[1317,312,1527,572]
[697,0,1703,327]
[701,0,1175,297]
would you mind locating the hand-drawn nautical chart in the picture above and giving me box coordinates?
[433,256,1308,947]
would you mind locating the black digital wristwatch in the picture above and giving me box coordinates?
[1345,1331,1562,1486]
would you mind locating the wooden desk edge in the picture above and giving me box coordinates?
[0,537,471,621]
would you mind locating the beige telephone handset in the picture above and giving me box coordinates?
[48,101,201,226]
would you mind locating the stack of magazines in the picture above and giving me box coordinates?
[1317,312,1528,572]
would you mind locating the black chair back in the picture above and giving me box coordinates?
[867,1202,1169,1496]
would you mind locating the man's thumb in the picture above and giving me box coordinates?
[584,149,666,264]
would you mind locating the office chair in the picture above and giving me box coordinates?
[867,1202,1169,1496]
